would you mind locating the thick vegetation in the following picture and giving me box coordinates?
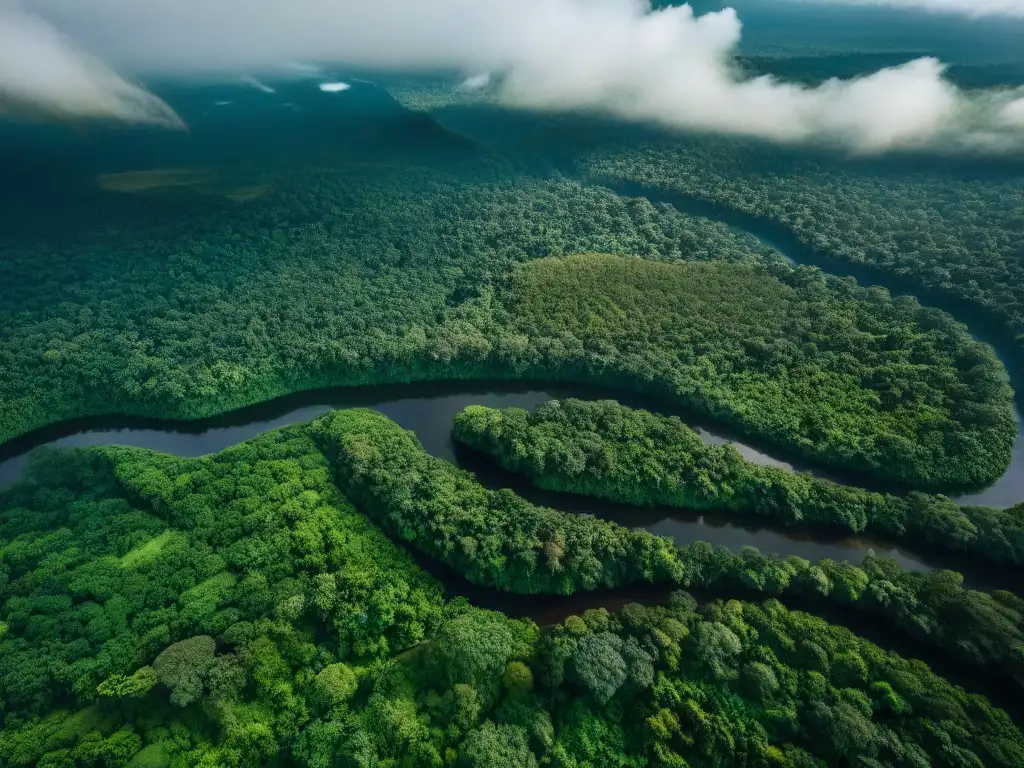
[481,254,1013,489]
[3,90,1024,767]
[2,411,1023,766]
[583,137,1024,380]
[314,408,1024,691]
[0,158,1014,490]
[452,399,1024,566]
[0,421,445,766]
[0,164,775,446]
[311,408,685,595]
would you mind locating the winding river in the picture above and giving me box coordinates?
[1,182,1020,578]
[0,380,1008,590]
[2,180,1021,586]
[2,381,1016,713]
[601,179,1024,510]
[2,181,1021,710]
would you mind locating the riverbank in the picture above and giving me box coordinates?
[594,178,1024,507]
[2,380,1016,590]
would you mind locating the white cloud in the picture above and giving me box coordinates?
[319,81,352,93]
[4,0,1024,153]
[0,5,182,127]
[1000,98,1024,126]
[459,73,492,91]
[790,0,1024,19]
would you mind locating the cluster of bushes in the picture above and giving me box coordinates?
[452,398,1024,566]
[530,595,1023,768]
[2,418,1022,766]
[682,542,1024,694]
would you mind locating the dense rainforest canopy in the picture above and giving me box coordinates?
[314,409,1024,695]
[0,232,1013,490]
[2,57,1024,767]
[0,163,776,446]
[452,399,1024,566]
[480,254,1014,489]
[2,412,1023,767]
[581,137,1024,383]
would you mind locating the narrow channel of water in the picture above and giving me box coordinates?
[600,179,1024,509]
[453,443,932,573]
[406,539,1023,721]
[0,380,989,582]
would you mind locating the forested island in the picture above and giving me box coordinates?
[3,7,1024,763]
[452,399,1024,567]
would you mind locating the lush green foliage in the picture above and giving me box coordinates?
[0,425,444,765]
[2,418,1022,766]
[311,408,685,594]
[530,596,1024,768]
[679,543,1024,694]
[485,254,1013,489]
[583,138,1024,380]
[0,159,1014,490]
[311,408,1024,690]
[452,399,1024,566]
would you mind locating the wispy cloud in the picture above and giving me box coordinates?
[4,0,1024,153]
[0,5,183,127]
[459,73,492,91]
[240,75,276,93]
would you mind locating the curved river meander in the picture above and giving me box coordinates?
[0,380,1011,588]
[601,179,1024,511]
[1,184,1021,708]
[1,184,1020,561]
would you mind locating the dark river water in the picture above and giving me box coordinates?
[408,537,1023,720]
[0,380,1005,586]
[1,181,1020,709]
[601,179,1024,510]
